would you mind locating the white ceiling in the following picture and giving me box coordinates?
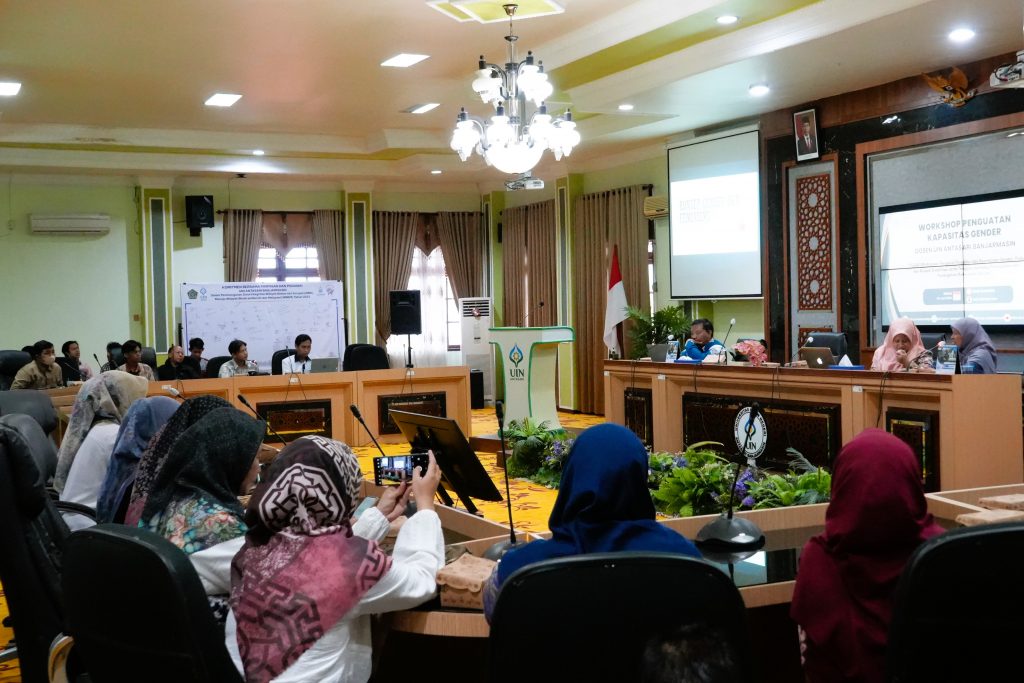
[0,0,1020,190]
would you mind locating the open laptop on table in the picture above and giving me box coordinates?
[309,357,339,373]
[798,347,836,369]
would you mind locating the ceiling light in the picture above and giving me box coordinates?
[431,169,443,175]
[0,81,22,96]
[381,53,429,68]
[717,15,739,25]
[407,103,440,114]
[252,149,265,156]
[748,83,770,97]
[450,3,579,175]
[618,104,634,111]
[948,28,975,43]
[882,115,900,125]
[205,93,242,107]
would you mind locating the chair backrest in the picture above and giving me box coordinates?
[0,350,31,390]
[271,348,294,375]
[55,357,81,383]
[805,331,847,360]
[141,346,158,372]
[341,343,390,371]
[0,390,59,435]
[488,552,753,682]
[887,522,1024,682]
[918,332,945,353]
[109,347,125,370]
[204,355,232,379]
[0,414,72,683]
[62,525,243,683]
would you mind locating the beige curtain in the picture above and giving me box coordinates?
[607,186,650,318]
[223,209,263,281]
[261,212,313,254]
[436,211,484,301]
[312,209,344,281]
[525,200,556,326]
[372,211,419,344]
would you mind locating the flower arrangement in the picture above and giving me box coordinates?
[733,339,768,367]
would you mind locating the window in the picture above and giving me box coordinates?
[256,246,320,282]
[445,276,460,352]
[386,246,459,366]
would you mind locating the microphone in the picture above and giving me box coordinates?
[484,400,518,560]
[717,318,737,364]
[94,353,104,372]
[787,335,814,366]
[350,404,387,459]
[237,394,287,446]
[909,340,944,366]
[162,385,184,401]
[520,300,544,327]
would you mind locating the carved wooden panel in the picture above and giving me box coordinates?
[624,388,653,448]
[798,326,833,348]
[795,174,833,311]
[378,393,447,435]
[254,399,331,443]
[887,410,940,492]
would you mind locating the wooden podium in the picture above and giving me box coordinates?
[490,326,574,428]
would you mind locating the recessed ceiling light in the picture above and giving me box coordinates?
[717,15,739,25]
[431,169,443,175]
[948,28,975,43]
[381,53,429,68]
[618,103,634,111]
[205,93,242,107]
[252,149,265,156]
[0,81,22,96]
[748,83,770,97]
[406,103,440,114]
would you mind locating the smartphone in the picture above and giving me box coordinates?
[373,452,429,486]
[353,496,378,519]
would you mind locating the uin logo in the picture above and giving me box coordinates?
[508,344,526,381]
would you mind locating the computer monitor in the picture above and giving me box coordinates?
[388,409,502,514]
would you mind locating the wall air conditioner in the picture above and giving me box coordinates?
[459,297,494,403]
[30,213,111,235]
[642,195,668,219]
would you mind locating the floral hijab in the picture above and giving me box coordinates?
[54,371,149,492]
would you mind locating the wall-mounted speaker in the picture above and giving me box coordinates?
[390,290,422,335]
[185,195,215,236]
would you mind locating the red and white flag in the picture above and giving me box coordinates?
[603,245,628,357]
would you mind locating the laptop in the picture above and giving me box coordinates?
[309,357,339,373]
[798,346,836,368]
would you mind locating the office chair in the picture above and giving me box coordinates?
[918,332,945,354]
[108,347,125,370]
[140,347,158,372]
[61,525,243,683]
[55,357,82,383]
[0,390,58,436]
[804,331,847,361]
[887,521,1024,682]
[341,343,390,371]
[271,348,295,375]
[204,356,232,379]
[488,552,753,682]
[0,350,31,390]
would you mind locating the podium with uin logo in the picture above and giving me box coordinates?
[489,326,575,429]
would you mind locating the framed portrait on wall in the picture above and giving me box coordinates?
[794,108,820,161]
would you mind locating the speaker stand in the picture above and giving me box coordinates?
[405,334,414,369]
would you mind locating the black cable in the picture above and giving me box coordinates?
[876,370,890,428]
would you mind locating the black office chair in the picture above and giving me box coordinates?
[918,332,945,354]
[0,350,31,390]
[108,347,125,371]
[62,525,244,683]
[0,390,58,435]
[341,343,390,371]
[55,356,82,383]
[204,355,232,379]
[141,346,158,372]
[887,521,1024,682]
[488,552,753,682]
[804,331,848,361]
[271,348,295,375]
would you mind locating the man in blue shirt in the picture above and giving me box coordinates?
[681,318,724,361]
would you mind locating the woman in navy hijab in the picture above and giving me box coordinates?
[483,423,700,621]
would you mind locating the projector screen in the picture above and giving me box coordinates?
[668,130,762,299]
[878,189,1024,327]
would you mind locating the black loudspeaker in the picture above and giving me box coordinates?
[185,195,215,236]
[390,290,422,335]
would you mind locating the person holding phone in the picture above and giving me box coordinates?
[227,436,444,683]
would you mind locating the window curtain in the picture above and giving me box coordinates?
[502,200,555,327]
[386,247,448,368]
[435,211,484,300]
[371,211,419,344]
[312,209,345,281]
[223,209,263,282]
[261,212,313,254]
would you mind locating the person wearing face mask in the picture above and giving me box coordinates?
[158,344,200,381]
[12,339,64,389]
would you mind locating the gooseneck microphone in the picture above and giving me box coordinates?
[350,404,387,459]
[93,353,104,372]
[909,340,945,367]
[484,400,518,560]
[520,300,544,327]
[717,317,737,363]
[237,394,287,446]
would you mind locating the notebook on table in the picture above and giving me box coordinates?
[798,347,836,369]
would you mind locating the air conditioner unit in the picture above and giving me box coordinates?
[459,297,494,403]
[990,50,1024,89]
[643,195,668,219]
[30,213,111,235]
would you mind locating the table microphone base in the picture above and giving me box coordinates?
[483,539,518,562]
[695,515,765,551]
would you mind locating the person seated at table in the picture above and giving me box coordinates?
[187,337,208,376]
[951,317,997,374]
[220,339,255,377]
[870,318,933,372]
[60,340,93,382]
[680,318,724,361]
[483,423,701,622]
[791,429,944,683]
[158,344,200,381]
[11,339,64,390]
[100,341,122,372]
[281,333,313,374]
[226,436,443,682]
[118,339,155,380]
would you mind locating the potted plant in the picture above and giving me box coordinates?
[624,304,691,360]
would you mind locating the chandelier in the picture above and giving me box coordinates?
[449,3,580,175]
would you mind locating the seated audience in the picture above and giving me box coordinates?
[226,436,443,683]
[791,429,944,683]
[640,623,741,683]
[100,341,122,372]
[870,318,933,372]
[11,339,64,390]
[94,395,180,523]
[60,340,93,382]
[118,339,155,380]
[187,337,208,376]
[158,344,200,381]
[220,339,255,377]
[125,395,234,526]
[281,333,313,374]
[951,317,997,374]
[483,423,701,621]
[681,319,724,361]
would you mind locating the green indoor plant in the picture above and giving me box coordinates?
[624,304,691,360]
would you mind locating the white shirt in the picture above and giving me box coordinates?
[219,360,253,378]
[60,422,120,531]
[225,507,444,683]
[280,355,310,374]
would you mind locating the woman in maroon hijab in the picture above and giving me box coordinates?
[791,429,944,682]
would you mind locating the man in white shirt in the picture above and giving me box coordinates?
[219,339,255,377]
[281,333,312,374]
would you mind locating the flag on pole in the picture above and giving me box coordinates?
[604,245,628,357]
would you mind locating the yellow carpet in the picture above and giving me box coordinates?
[0,585,18,683]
